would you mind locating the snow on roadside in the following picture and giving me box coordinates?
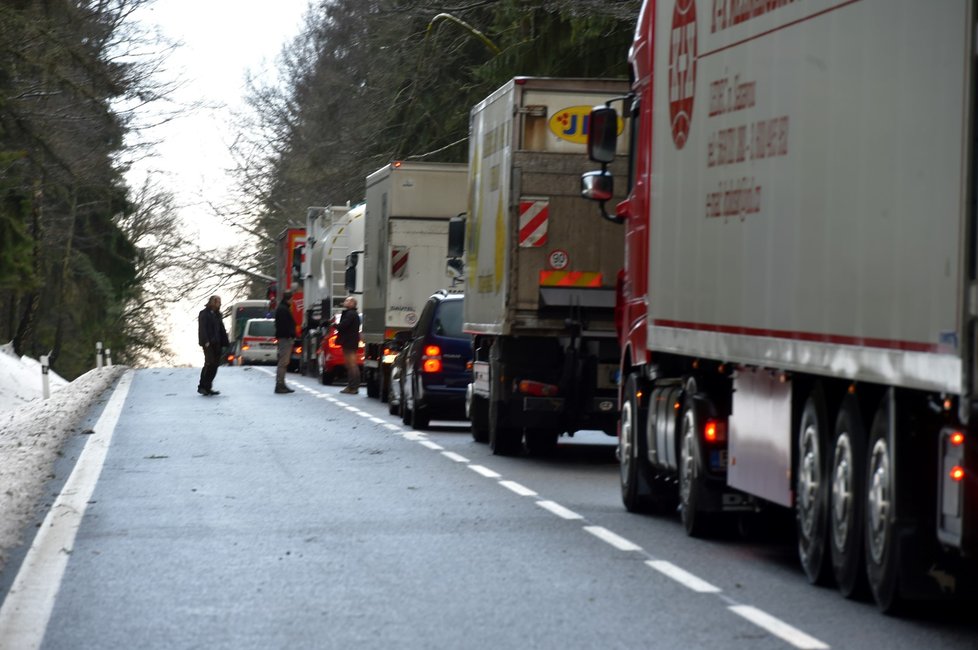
[0,347,126,574]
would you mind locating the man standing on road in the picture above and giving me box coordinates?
[274,291,296,394]
[197,295,229,396]
[336,296,361,394]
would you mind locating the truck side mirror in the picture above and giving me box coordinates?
[581,170,614,202]
[447,214,466,258]
[345,251,360,293]
[587,105,619,164]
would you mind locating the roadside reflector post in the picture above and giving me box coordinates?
[96,341,103,369]
[105,348,113,368]
[40,354,50,399]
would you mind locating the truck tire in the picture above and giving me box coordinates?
[470,394,489,443]
[620,374,657,513]
[679,395,716,537]
[865,393,902,613]
[830,394,869,599]
[796,386,833,586]
[489,399,522,456]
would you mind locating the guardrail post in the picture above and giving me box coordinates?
[40,354,50,399]
[96,341,103,369]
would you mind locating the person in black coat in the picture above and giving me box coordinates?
[197,295,229,396]
[274,291,297,394]
[336,296,361,394]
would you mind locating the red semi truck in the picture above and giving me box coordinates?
[583,0,977,612]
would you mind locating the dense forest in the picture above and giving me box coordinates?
[232,0,640,294]
[0,0,640,378]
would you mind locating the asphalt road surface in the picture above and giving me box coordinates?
[1,366,976,649]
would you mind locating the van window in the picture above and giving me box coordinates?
[434,300,464,338]
[247,320,275,337]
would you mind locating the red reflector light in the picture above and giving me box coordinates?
[423,359,442,373]
[517,380,559,397]
[951,466,965,481]
[704,419,727,443]
[950,432,965,446]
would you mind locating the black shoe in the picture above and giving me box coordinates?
[275,385,293,394]
[207,389,220,396]
[197,387,208,395]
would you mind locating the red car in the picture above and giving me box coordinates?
[317,317,364,385]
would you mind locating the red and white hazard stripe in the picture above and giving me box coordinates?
[391,247,408,278]
[519,198,549,248]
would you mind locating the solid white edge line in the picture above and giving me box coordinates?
[536,500,583,520]
[498,480,537,497]
[0,370,134,650]
[420,441,443,450]
[441,451,468,463]
[469,465,501,478]
[728,605,829,650]
[645,560,721,593]
[583,525,642,551]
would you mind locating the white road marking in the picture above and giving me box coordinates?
[344,405,359,412]
[356,411,372,418]
[729,605,829,650]
[402,432,426,441]
[420,441,443,450]
[499,480,537,497]
[469,465,502,479]
[0,371,134,650]
[583,525,642,551]
[441,451,468,463]
[646,560,721,593]
[536,500,583,520]
[369,417,386,424]
[384,424,401,431]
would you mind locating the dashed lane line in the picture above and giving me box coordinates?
[441,451,469,463]
[420,440,444,450]
[583,525,643,552]
[729,605,830,650]
[498,480,537,497]
[646,560,721,593]
[468,464,501,479]
[536,500,583,520]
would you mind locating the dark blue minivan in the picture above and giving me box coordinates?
[399,291,471,430]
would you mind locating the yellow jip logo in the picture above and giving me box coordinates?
[548,105,622,145]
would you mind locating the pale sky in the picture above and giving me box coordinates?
[127,0,311,366]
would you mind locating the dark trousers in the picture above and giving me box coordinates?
[199,345,220,390]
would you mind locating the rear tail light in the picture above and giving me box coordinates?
[704,419,727,444]
[328,335,340,349]
[422,345,442,373]
[517,380,559,397]
[241,344,251,351]
[295,345,303,355]
[950,466,965,482]
[226,354,235,363]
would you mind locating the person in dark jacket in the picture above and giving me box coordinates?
[335,296,361,394]
[274,291,297,394]
[197,295,229,396]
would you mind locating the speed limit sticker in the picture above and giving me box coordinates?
[548,249,569,270]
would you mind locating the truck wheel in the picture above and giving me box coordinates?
[489,400,522,456]
[796,386,833,585]
[865,393,902,613]
[366,370,380,398]
[470,394,490,443]
[525,429,559,456]
[621,374,657,513]
[379,366,390,403]
[830,394,869,599]
[678,399,714,537]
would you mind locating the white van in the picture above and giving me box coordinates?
[235,318,277,365]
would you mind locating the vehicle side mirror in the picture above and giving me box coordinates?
[345,251,360,292]
[581,170,614,203]
[587,105,619,164]
[447,214,466,258]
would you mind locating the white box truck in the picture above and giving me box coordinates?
[357,161,468,399]
[300,203,365,376]
[463,77,630,456]
[582,0,978,613]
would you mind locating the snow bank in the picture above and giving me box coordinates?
[0,342,69,412]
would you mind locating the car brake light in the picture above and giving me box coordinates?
[328,335,340,349]
[951,466,965,482]
[517,380,559,397]
[295,345,302,354]
[241,344,251,351]
[704,419,727,444]
[422,345,442,373]
[950,431,965,446]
